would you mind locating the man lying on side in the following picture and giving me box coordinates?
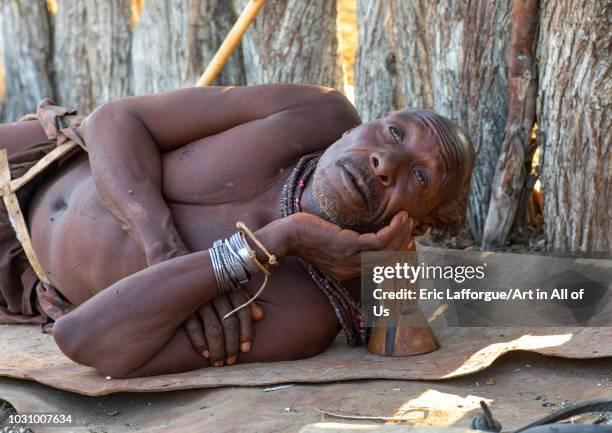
[0,84,474,378]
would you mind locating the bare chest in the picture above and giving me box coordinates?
[160,134,296,205]
[28,151,293,303]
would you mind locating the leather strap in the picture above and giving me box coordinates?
[0,148,58,286]
[2,141,79,194]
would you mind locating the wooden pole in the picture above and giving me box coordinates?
[481,0,538,248]
[195,0,265,87]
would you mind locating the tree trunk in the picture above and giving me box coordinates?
[481,0,537,248]
[0,49,5,121]
[54,0,133,114]
[460,0,511,243]
[132,0,245,95]
[354,1,511,242]
[537,0,611,253]
[0,0,54,122]
[425,0,466,120]
[236,0,341,88]
[354,0,470,121]
[354,0,432,122]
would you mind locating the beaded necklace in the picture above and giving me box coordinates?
[280,154,366,346]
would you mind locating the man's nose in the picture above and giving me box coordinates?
[369,151,398,187]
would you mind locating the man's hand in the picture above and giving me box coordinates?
[284,211,414,281]
[183,290,264,367]
[180,210,413,364]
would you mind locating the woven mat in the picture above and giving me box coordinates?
[0,323,609,396]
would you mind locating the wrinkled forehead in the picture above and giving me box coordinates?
[389,111,463,198]
[387,111,435,141]
[386,111,446,167]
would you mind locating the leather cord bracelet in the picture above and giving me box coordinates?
[208,221,278,319]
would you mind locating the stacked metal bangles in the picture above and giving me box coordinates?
[208,222,278,318]
[209,232,258,293]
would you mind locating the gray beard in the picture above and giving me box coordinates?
[312,165,369,233]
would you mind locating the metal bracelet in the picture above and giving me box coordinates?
[223,239,250,283]
[229,232,260,275]
[217,239,240,291]
[219,238,244,286]
[209,232,261,293]
[209,243,234,293]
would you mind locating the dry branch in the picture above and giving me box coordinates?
[481,0,538,248]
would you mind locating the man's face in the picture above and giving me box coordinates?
[312,112,449,232]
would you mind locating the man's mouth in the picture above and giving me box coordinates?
[340,161,371,212]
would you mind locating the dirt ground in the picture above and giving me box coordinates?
[0,351,610,433]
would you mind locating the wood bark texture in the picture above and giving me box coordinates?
[481,0,537,248]
[0,49,5,121]
[235,0,341,88]
[53,0,133,114]
[354,0,432,122]
[0,0,54,122]
[132,0,245,95]
[354,0,511,242]
[460,0,511,243]
[537,0,611,253]
[425,0,466,120]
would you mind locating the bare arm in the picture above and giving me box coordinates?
[52,213,407,378]
[52,221,290,378]
[80,84,359,265]
[82,106,187,265]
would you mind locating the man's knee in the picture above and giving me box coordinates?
[289,304,339,359]
[245,296,338,362]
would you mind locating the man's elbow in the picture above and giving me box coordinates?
[80,100,131,149]
[83,100,115,129]
[52,314,134,378]
[52,314,83,363]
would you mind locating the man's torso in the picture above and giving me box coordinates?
[27,122,329,306]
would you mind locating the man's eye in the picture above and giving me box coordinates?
[389,126,402,143]
[414,169,427,187]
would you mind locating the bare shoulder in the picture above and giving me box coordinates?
[261,83,361,132]
[160,85,361,203]
[244,83,362,158]
[220,83,361,144]
[84,83,361,158]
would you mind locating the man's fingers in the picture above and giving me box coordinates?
[212,296,240,365]
[183,314,208,357]
[386,216,415,251]
[228,291,254,354]
[358,212,410,250]
[405,238,416,251]
[250,301,264,321]
[199,304,225,367]
[376,211,411,247]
